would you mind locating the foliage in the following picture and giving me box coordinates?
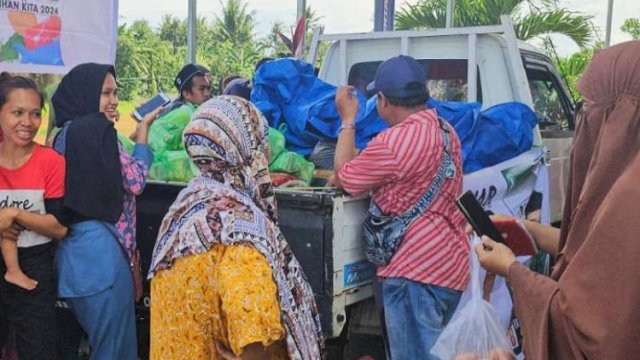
[116,21,181,100]
[205,40,266,92]
[621,18,640,40]
[277,17,306,58]
[212,0,255,44]
[262,21,290,57]
[113,2,328,101]
[547,40,602,100]
[263,6,326,62]
[395,0,595,48]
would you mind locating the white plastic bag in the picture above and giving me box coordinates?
[431,236,515,360]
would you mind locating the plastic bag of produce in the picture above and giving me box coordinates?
[149,150,197,183]
[431,236,514,360]
[269,151,315,184]
[268,127,286,161]
[147,104,195,153]
[295,155,315,184]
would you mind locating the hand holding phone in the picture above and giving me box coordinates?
[133,93,171,122]
[456,191,506,243]
[456,191,538,256]
[492,218,538,256]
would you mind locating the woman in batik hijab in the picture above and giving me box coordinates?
[476,41,640,359]
[148,96,324,360]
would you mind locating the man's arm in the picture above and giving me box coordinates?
[332,86,360,187]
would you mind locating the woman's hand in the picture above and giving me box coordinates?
[475,236,517,277]
[130,105,164,144]
[138,105,163,129]
[0,208,19,232]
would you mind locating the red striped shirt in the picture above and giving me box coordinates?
[337,109,469,291]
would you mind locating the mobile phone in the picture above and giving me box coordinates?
[132,93,171,121]
[456,190,506,244]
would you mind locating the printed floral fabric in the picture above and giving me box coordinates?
[115,143,151,259]
[150,244,288,359]
[148,96,324,360]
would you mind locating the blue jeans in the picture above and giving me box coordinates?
[66,249,137,360]
[382,277,462,360]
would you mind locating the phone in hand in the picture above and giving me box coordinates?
[132,93,171,122]
[456,190,506,243]
[492,218,538,256]
[456,190,538,256]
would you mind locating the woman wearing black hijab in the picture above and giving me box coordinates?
[51,63,161,360]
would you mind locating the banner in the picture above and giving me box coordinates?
[0,0,118,74]
[461,146,550,359]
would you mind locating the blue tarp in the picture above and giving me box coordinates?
[252,58,386,155]
[251,58,538,173]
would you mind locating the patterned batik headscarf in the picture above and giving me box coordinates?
[148,96,324,360]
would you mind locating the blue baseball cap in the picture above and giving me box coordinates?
[366,55,427,98]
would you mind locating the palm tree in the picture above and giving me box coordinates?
[213,0,255,44]
[158,15,187,54]
[304,6,324,33]
[395,0,595,48]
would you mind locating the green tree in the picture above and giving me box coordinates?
[213,0,255,44]
[116,22,182,100]
[158,15,187,54]
[548,40,602,100]
[304,6,324,34]
[263,21,290,57]
[621,18,640,40]
[395,0,595,48]
[129,20,155,42]
[203,40,265,92]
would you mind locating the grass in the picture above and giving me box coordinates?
[34,100,140,145]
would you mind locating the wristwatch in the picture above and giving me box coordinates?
[339,123,356,132]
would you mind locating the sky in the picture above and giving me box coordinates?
[118,0,639,56]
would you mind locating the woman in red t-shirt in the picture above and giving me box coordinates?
[0,72,67,359]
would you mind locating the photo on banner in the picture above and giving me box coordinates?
[0,0,118,74]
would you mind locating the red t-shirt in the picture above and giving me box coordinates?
[337,109,470,291]
[0,144,65,248]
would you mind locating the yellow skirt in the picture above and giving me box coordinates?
[150,244,287,360]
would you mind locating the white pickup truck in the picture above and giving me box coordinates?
[131,16,574,360]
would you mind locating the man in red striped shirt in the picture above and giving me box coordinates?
[333,55,470,359]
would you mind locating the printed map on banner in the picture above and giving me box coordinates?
[1,0,64,66]
[0,0,117,74]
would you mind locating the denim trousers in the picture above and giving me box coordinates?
[382,277,462,360]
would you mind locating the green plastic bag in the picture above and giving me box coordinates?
[149,150,198,183]
[269,151,315,184]
[268,127,286,161]
[117,133,135,155]
[147,104,195,153]
[295,157,315,184]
